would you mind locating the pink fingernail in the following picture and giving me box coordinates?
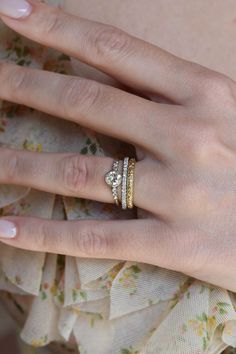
[0,0,32,19]
[0,220,17,239]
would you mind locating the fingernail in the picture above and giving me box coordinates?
[0,0,32,19]
[0,220,17,239]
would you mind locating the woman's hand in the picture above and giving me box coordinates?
[0,0,236,291]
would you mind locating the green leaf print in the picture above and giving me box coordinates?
[130,265,141,274]
[72,289,88,302]
[81,147,88,155]
[216,301,231,315]
[199,284,208,293]
[89,143,97,154]
[121,349,140,354]
[86,138,92,144]
[196,312,208,322]
[58,53,71,61]
[89,313,103,327]
[217,302,231,307]
[18,59,25,66]
[203,336,207,351]
[119,265,142,295]
[219,308,228,315]
[40,291,47,301]
[72,289,78,302]
[80,136,101,156]
[57,290,65,304]
[15,46,21,58]
[79,290,87,300]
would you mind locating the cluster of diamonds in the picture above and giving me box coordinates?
[105,157,135,208]
[105,160,122,205]
[121,157,129,209]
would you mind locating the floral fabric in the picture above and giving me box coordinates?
[0,1,236,353]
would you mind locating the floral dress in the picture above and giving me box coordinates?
[1,1,236,354]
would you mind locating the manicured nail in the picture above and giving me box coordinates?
[0,0,32,19]
[0,220,17,239]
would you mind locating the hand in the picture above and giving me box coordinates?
[0,0,236,292]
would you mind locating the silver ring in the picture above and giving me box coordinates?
[121,157,129,209]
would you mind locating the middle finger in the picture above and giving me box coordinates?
[0,61,188,158]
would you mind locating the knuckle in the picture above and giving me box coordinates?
[195,71,236,106]
[177,181,207,208]
[60,78,102,115]
[190,126,219,162]
[37,8,65,36]
[3,152,21,182]
[77,223,109,256]
[38,222,52,250]
[7,67,30,96]
[58,154,88,195]
[89,24,131,63]
[181,122,221,164]
[173,178,215,219]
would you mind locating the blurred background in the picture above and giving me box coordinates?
[0,302,22,354]
[0,303,41,354]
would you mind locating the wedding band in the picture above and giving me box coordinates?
[105,160,122,205]
[127,158,136,209]
[105,157,136,209]
[121,157,129,209]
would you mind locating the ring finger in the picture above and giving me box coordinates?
[0,147,118,204]
[0,147,169,214]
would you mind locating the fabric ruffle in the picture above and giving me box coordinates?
[1,4,236,353]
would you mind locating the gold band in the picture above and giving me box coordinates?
[126,158,136,209]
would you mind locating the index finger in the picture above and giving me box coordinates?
[0,0,203,103]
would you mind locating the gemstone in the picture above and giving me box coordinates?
[105,171,122,187]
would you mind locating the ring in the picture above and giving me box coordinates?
[105,160,122,205]
[127,158,136,209]
[105,157,136,208]
[121,157,129,209]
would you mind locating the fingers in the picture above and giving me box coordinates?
[0,61,188,155]
[0,148,116,203]
[1,0,208,103]
[0,148,170,214]
[0,216,193,272]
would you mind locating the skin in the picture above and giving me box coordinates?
[0,0,236,295]
[64,0,236,81]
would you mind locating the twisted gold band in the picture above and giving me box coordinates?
[126,158,136,209]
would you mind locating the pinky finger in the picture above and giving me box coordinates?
[0,216,194,273]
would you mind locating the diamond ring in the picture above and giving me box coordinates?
[105,160,122,205]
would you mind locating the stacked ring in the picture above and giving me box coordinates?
[105,157,136,209]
